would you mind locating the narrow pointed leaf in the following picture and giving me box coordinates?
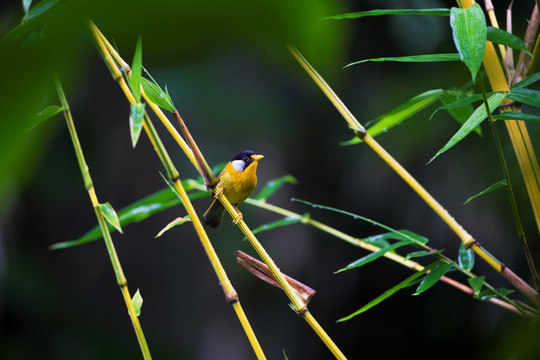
[361,230,428,249]
[438,93,482,135]
[507,88,540,107]
[487,27,532,56]
[131,289,143,317]
[324,8,450,20]
[492,111,540,122]
[365,89,445,139]
[478,287,514,301]
[141,77,176,113]
[49,185,208,250]
[98,202,123,234]
[464,179,507,204]
[336,239,412,273]
[512,72,540,89]
[251,215,308,236]
[129,37,143,101]
[337,262,436,321]
[23,0,33,15]
[413,260,455,295]
[458,243,475,270]
[23,0,58,21]
[155,216,191,238]
[450,4,486,81]
[405,249,444,260]
[429,92,507,163]
[468,276,485,297]
[345,54,459,68]
[129,103,145,148]
[254,175,298,201]
[25,105,63,132]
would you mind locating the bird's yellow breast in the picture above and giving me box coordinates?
[217,161,259,204]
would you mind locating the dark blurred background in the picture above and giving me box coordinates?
[1,0,540,359]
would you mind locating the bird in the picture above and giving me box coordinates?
[203,150,264,227]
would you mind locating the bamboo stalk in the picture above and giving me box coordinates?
[287,45,540,306]
[55,78,153,359]
[89,22,267,359]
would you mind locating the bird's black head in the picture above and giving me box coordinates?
[230,150,263,172]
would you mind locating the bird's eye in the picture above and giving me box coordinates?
[243,157,248,162]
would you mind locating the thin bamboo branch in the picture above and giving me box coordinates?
[484,0,507,58]
[55,78,153,359]
[288,45,540,306]
[244,198,534,317]
[89,22,267,359]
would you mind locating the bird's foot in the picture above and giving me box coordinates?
[233,207,243,225]
[213,186,224,198]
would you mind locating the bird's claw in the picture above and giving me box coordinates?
[213,187,224,198]
[233,210,243,225]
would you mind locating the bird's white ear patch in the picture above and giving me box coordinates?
[231,159,245,172]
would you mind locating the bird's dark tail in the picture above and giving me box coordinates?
[203,198,225,227]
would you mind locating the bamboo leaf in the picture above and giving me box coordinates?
[450,4,486,81]
[487,27,532,56]
[405,249,444,260]
[25,105,63,132]
[429,92,507,163]
[458,243,475,271]
[438,93,482,136]
[468,276,485,297]
[155,216,191,238]
[129,103,145,148]
[323,8,451,20]
[464,179,507,204]
[141,77,176,113]
[362,230,429,249]
[131,289,143,317]
[251,215,308,236]
[23,0,33,15]
[98,202,123,234]
[345,54,460,68]
[130,36,143,101]
[254,175,298,201]
[337,262,437,321]
[23,0,58,21]
[335,239,412,273]
[413,260,455,295]
[478,287,514,301]
[364,89,445,139]
[512,72,540,89]
[492,111,540,122]
[49,185,208,250]
[507,88,540,107]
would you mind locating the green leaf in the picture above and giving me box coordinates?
[98,202,123,234]
[23,0,33,15]
[345,54,460,68]
[155,216,191,238]
[438,93,482,136]
[49,186,207,250]
[25,105,63,132]
[450,3,486,81]
[292,198,429,247]
[468,276,485,297]
[405,249,444,260]
[492,111,540,122]
[251,214,309,236]
[23,0,58,21]
[361,230,428,249]
[129,103,145,148]
[512,72,540,89]
[131,289,143,317]
[464,179,507,204]
[364,89,445,139]
[458,243,475,271]
[324,8,451,20]
[507,88,540,107]
[254,175,298,201]
[429,92,507,163]
[130,37,143,101]
[141,77,176,113]
[487,27,532,56]
[413,260,455,295]
[478,287,514,301]
[336,239,413,273]
[337,262,436,321]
